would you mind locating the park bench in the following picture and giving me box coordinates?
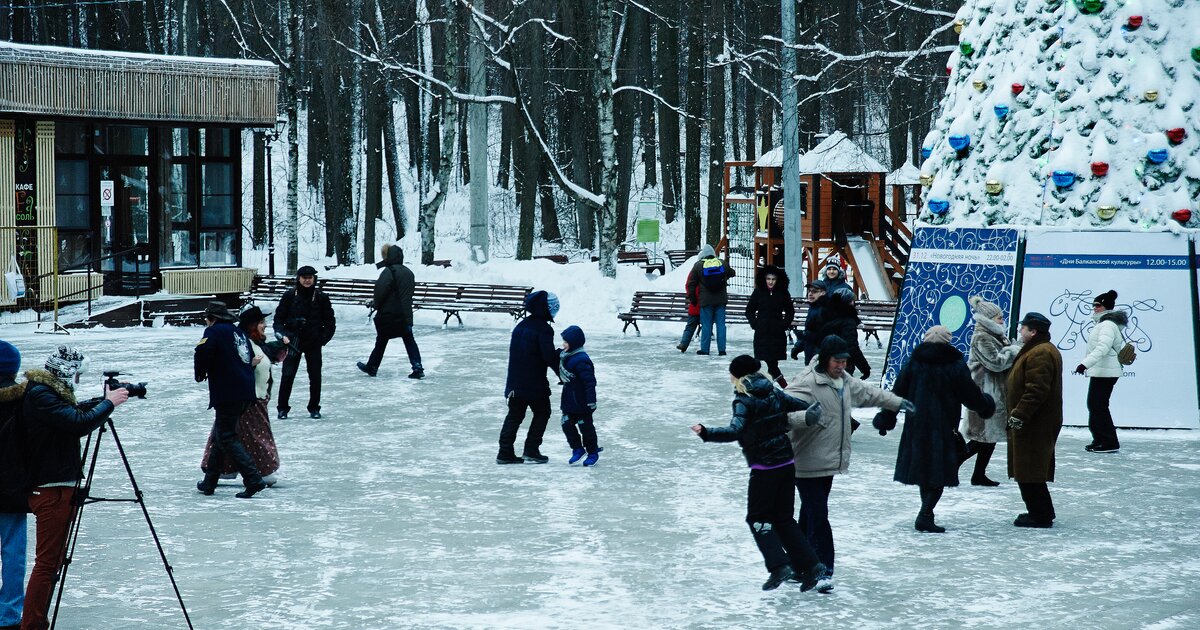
[665,249,700,268]
[534,254,569,264]
[616,250,666,275]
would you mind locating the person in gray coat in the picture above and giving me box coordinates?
[959,296,1020,486]
[358,244,423,379]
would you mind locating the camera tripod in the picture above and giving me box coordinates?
[50,414,193,629]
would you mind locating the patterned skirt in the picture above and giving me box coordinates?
[201,397,280,476]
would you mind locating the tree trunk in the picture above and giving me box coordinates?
[683,10,704,249]
[365,80,383,264]
[594,0,618,278]
[383,96,408,239]
[656,1,681,225]
[467,0,490,261]
[614,9,636,246]
[286,10,301,274]
[418,0,458,265]
[632,5,656,190]
[705,0,725,248]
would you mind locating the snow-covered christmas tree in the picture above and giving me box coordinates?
[918,0,1199,229]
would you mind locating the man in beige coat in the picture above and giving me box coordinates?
[784,335,910,584]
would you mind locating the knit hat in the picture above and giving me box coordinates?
[1093,290,1117,310]
[816,335,851,373]
[0,340,20,376]
[562,325,585,351]
[1018,312,1052,333]
[824,260,841,271]
[729,355,761,379]
[545,292,561,319]
[296,265,318,277]
[204,301,237,322]
[969,296,1002,319]
[45,345,88,382]
[923,325,952,345]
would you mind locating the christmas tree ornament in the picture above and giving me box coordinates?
[946,66,953,76]
[954,19,965,35]
[1171,209,1192,224]
[1193,47,1200,63]
[985,180,1003,194]
[1090,161,1109,177]
[1057,90,1071,103]
[1126,15,1143,29]
[948,134,971,151]
[1075,0,1104,14]
[1011,83,1025,96]
[1146,148,1169,164]
[1166,128,1187,144]
[993,104,1010,120]
[1144,89,1159,102]
[960,42,975,57]
[972,80,987,92]
[1052,170,1076,188]
[928,199,950,215]
[919,173,934,187]
[921,146,933,160]
[1097,205,1117,220]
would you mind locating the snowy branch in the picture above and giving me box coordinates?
[612,85,696,119]
[884,0,956,18]
[343,45,516,105]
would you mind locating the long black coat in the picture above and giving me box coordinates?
[18,370,115,488]
[745,266,794,361]
[801,296,829,364]
[888,342,995,488]
[373,245,416,331]
[816,294,870,375]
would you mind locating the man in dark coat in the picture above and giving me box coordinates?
[791,283,828,364]
[273,265,336,419]
[497,290,561,464]
[358,244,423,379]
[0,341,26,629]
[685,244,736,355]
[746,265,794,386]
[874,325,994,533]
[1006,312,1064,528]
[196,302,266,499]
[816,288,871,378]
[18,346,127,630]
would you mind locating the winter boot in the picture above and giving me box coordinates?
[310,411,322,419]
[792,562,828,592]
[196,480,216,496]
[522,451,549,464]
[1013,513,1053,528]
[718,351,727,356]
[236,480,267,499]
[676,343,688,353]
[914,513,945,533]
[277,409,288,420]
[568,448,586,465]
[582,448,603,467]
[408,368,425,379]
[356,362,377,377]
[761,565,795,591]
[496,451,525,465]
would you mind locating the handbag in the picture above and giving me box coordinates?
[952,429,969,462]
[4,255,26,301]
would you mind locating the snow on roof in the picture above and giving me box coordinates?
[888,162,922,185]
[0,40,276,69]
[754,146,784,168]
[797,131,887,174]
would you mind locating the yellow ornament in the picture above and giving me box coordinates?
[920,174,934,188]
[1144,90,1159,102]
[1097,205,1117,220]
[972,80,987,92]
[954,19,965,35]
[985,180,1003,194]
[756,198,770,232]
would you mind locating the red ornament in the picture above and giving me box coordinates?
[1011,83,1025,95]
[1127,15,1143,29]
[1172,209,1192,224]
[946,66,953,76]
[1166,128,1187,144]
[1090,161,1110,177]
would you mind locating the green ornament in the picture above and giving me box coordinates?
[960,42,975,57]
[1193,47,1200,63]
[1075,0,1104,14]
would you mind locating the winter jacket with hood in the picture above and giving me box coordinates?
[816,292,871,375]
[814,265,850,295]
[273,280,336,351]
[18,369,114,488]
[745,266,794,361]
[559,326,597,415]
[785,364,903,478]
[964,313,1020,443]
[699,373,810,468]
[1006,336,1064,483]
[372,245,417,329]
[0,378,29,512]
[686,245,736,308]
[801,295,829,364]
[1081,310,1128,378]
[505,290,561,399]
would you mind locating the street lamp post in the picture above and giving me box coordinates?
[263,123,279,276]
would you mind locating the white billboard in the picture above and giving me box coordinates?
[1019,231,1198,429]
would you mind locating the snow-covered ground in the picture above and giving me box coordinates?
[1,319,1197,629]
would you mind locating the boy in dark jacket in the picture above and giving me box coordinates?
[273,265,336,418]
[691,355,830,592]
[497,290,561,464]
[0,341,26,629]
[559,326,601,466]
[358,244,423,379]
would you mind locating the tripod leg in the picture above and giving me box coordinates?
[48,424,103,630]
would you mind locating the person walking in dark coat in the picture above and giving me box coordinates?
[358,244,423,379]
[0,341,26,630]
[196,302,267,499]
[874,326,995,533]
[1007,312,1064,528]
[497,290,561,464]
[273,266,336,419]
[692,355,829,592]
[559,326,602,466]
[791,283,828,364]
[685,244,736,356]
[18,346,127,630]
[746,265,795,386]
[817,288,871,378]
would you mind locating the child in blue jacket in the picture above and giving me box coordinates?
[559,326,601,466]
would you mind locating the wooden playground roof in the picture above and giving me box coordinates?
[753,131,888,175]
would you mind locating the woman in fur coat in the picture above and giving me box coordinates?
[959,297,1020,486]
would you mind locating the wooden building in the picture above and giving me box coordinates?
[0,42,277,308]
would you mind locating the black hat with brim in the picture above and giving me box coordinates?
[238,305,271,327]
[204,301,237,322]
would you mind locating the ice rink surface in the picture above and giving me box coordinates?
[3,316,1198,629]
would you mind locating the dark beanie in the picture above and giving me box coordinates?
[562,325,585,350]
[729,355,761,379]
[1019,312,1052,333]
[1093,290,1117,310]
[0,340,19,376]
[816,335,851,373]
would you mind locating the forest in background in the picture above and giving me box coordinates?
[0,0,959,274]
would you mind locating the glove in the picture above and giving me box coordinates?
[1073,364,1086,375]
[804,402,823,426]
[790,345,801,361]
[1007,416,1024,430]
[587,403,597,411]
[850,418,861,433]
[860,370,871,381]
[899,399,916,414]
[873,410,898,436]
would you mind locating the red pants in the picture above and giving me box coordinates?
[22,487,76,630]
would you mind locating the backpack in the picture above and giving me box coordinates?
[1117,342,1136,366]
[701,258,728,291]
[0,396,30,506]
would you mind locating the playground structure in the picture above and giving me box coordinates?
[720,132,914,300]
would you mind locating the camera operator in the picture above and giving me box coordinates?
[18,346,127,630]
[272,266,336,419]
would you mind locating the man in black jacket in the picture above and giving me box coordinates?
[496,290,560,464]
[273,266,336,419]
[18,346,127,630]
[358,244,423,379]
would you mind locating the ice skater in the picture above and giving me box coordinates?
[960,296,1019,486]
[691,355,830,592]
[558,326,601,466]
[1075,290,1126,453]
[496,290,561,464]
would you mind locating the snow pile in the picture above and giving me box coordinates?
[920,0,1200,228]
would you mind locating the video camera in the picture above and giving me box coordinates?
[103,370,148,399]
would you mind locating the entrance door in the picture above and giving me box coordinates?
[99,164,152,294]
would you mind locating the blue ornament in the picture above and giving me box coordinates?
[921,146,933,160]
[948,134,971,151]
[1146,148,1169,164]
[1051,170,1076,188]
[928,199,950,215]
[993,104,1010,120]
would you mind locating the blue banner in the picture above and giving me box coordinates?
[1025,254,1189,269]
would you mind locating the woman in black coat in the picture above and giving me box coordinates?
[745,266,794,386]
[874,326,995,533]
[816,288,871,378]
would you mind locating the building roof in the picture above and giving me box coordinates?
[0,42,278,125]
[797,131,887,174]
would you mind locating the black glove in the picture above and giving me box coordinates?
[873,410,898,436]
[850,418,861,433]
[860,370,871,381]
[790,345,801,361]
[1073,364,1086,375]
[804,402,823,426]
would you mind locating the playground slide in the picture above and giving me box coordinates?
[846,236,894,301]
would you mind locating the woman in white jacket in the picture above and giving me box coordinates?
[960,297,1020,486]
[1072,290,1126,453]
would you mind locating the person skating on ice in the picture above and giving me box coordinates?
[496,290,561,464]
[558,326,601,466]
[959,296,1021,487]
[1075,290,1126,453]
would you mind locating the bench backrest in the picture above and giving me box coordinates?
[617,250,650,263]
[624,290,896,328]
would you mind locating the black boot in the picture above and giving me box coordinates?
[496,451,524,465]
[915,486,945,532]
[971,442,1000,486]
[914,512,946,533]
[762,565,794,591]
[958,440,980,466]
